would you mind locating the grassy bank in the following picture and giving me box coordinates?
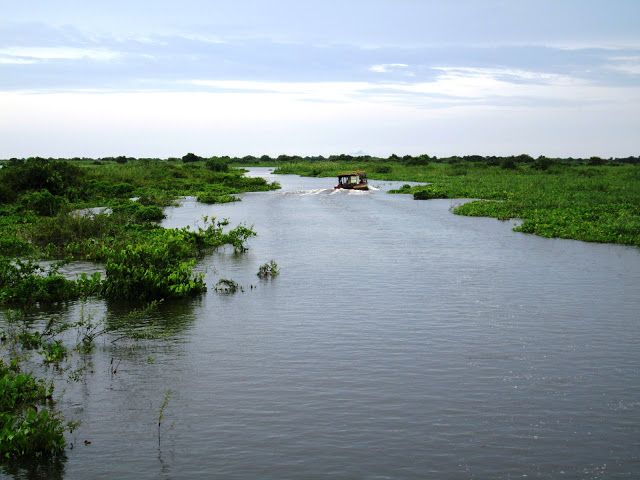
[273,160,640,247]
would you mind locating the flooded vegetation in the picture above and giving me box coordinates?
[273,156,640,247]
[1,160,639,479]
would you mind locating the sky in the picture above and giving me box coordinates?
[1,0,639,158]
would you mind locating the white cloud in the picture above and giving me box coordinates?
[369,63,409,73]
[0,56,36,65]
[0,47,120,61]
[185,66,637,107]
[606,56,640,75]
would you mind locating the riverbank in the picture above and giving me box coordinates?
[273,160,640,247]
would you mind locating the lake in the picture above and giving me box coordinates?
[4,167,640,479]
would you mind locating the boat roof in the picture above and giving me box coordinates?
[337,171,366,177]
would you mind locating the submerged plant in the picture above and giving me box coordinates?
[257,260,279,279]
[41,340,68,364]
[214,278,241,294]
[157,389,173,446]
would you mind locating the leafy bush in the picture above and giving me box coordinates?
[0,158,83,196]
[404,155,430,166]
[182,152,201,163]
[500,158,517,170]
[205,158,229,172]
[112,201,165,222]
[0,360,65,460]
[0,182,17,204]
[0,259,75,305]
[0,236,32,257]
[19,190,67,216]
[373,164,393,174]
[533,156,554,171]
[100,222,252,300]
[102,233,206,300]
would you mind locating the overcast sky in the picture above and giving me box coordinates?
[1,0,639,157]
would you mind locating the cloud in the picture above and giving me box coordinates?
[369,63,409,73]
[184,66,639,110]
[0,46,120,62]
[606,56,640,75]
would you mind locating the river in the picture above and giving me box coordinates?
[4,167,640,479]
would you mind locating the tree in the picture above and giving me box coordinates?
[182,152,201,163]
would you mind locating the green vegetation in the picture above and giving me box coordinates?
[0,157,278,306]
[257,260,280,279]
[273,157,640,247]
[0,359,65,461]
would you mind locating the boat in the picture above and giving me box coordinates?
[334,171,369,190]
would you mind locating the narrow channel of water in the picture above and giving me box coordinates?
[3,167,640,479]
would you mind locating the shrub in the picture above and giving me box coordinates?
[0,236,32,257]
[404,155,431,166]
[110,182,135,197]
[500,158,517,170]
[205,158,229,172]
[257,260,279,279]
[19,190,67,216]
[0,158,83,196]
[101,230,208,300]
[182,152,201,163]
[0,259,97,306]
[29,212,118,250]
[112,201,165,222]
[413,186,448,200]
[0,360,65,460]
[533,156,554,171]
[214,278,240,294]
[373,164,393,174]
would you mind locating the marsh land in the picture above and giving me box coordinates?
[1,156,639,479]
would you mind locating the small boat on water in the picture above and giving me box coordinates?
[334,171,369,190]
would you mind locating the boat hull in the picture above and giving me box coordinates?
[334,184,369,190]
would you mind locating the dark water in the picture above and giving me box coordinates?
[3,168,640,479]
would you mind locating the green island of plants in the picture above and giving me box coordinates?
[0,155,279,306]
[272,154,640,247]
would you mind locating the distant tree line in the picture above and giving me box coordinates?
[2,153,639,167]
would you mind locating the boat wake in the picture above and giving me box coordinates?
[282,187,376,196]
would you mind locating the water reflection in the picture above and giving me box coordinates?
[0,456,65,480]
